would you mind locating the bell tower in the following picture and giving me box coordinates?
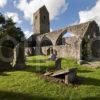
[33,6,50,34]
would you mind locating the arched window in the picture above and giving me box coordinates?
[63,32,75,38]
[56,32,75,45]
[91,40,100,57]
[27,35,37,47]
[41,36,53,47]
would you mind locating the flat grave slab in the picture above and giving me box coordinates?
[44,68,77,85]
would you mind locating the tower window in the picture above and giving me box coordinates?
[44,16,46,20]
[42,16,46,23]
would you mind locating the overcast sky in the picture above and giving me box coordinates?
[0,0,99,38]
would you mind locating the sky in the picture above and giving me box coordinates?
[0,0,99,38]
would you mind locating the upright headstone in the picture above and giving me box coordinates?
[14,42,25,69]
[0,46,13,71]
[48,49,57,61]
[55,58,62,70]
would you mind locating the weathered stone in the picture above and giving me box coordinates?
[48,53,57,61]
[14,43,25,69]
[55,58,61,70]
[44,71,53,76]
[0,46,13,71]
[77,60,85,65]
[66,68,77,84]
[33,6,50,34]
[26,6,100,63]
[44,68,77,85]
[25,47,35,56]
[51,70,69,77]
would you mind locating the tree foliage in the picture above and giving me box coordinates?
[0,13,24,48]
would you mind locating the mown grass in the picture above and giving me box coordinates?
[0,55,100,100]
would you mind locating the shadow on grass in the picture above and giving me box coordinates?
[78,70,93,73]
[0,61,55,74]
[25,58,55,73]
[0,90,55,100]
[0,72,9,76]
[27,59,47,63]
[82,96,100,100]
[79,76,100,86]
[24,65,54,74]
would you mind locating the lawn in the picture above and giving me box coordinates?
[0,55,100,100]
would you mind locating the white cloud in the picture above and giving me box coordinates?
[79,0,100,26]
[15,0,68,23]
[0,0,7,8]
[5,12,22,24]
[42,0,68,20]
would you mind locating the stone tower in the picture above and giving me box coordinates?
[33,6,50,34]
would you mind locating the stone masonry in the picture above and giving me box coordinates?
[26,6,100,62]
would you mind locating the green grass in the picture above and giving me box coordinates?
[0,55,100,100]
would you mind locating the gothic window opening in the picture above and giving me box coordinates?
[41,36,53,47]
[56,32,75,45]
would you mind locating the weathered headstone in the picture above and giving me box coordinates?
[55,58,62,70]
[48,53,57,60]
[14,42,25,69]
[0,46,13,71]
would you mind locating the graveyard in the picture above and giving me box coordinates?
[0,2,100,100]
[0,55,100,100]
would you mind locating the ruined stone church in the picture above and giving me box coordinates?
[26,6,100,62]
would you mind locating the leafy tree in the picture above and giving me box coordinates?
[0,13,5,24]
[0,13,24,48]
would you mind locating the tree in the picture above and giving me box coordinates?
[0,13,5,24]
[0,13,24,48]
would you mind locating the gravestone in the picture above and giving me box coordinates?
[44,68,78,85]
[55,58,62,70]
[14,42,25,69]
[65,68,77,84]
[0,46,13,71]
[46,58,61,72]
[48,50,57,61]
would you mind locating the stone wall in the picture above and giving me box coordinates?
[26,20,100,61]
[80,21,100,60]
[37,21,100,61]
[31,2,100,61]
[36,21,90,46]
[41,44,81,60]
